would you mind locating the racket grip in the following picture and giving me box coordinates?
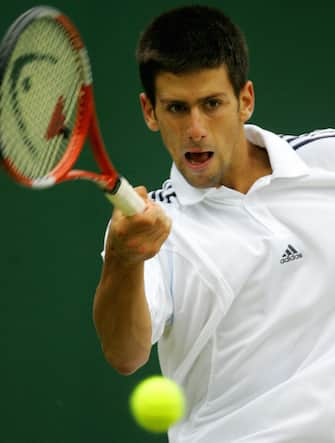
[104,177,146,215]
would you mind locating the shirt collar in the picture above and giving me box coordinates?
[171,124,310,206]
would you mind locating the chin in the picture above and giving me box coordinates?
[185,174,219,189]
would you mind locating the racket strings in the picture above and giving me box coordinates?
[26,21,81,178]
[0,17,84,180]
[34,66,80,178]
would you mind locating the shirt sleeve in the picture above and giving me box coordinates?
[144,250,174,345]
[292,131,335,172]
[100,219,111,261]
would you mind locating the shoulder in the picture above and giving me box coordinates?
[279,129,335,172]
[279,129,335,151]
[149,179,178,206]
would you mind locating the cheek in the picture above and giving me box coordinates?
[218,114,242,140]
[162,134,179,159]
[158,120,180,150]
[213,120,241,156]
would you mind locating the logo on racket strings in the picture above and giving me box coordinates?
[45,96,69,140]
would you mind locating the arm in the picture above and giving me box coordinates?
[93,187,171,375]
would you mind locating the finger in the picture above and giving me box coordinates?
[126,205,171,237]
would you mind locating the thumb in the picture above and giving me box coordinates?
[134,185,149,200]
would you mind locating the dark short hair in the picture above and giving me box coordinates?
[136,5,249,106]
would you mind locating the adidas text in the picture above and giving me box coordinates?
[280,253,303,264]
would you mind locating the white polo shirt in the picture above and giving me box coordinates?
[143,125,335,442]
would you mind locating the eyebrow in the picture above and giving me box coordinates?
[158,92,228,104]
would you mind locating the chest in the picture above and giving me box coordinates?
[172,177,335,297]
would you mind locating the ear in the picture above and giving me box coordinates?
[239,80,255,123]
[139,93,159,132]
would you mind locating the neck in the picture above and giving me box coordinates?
[228,141,272,194]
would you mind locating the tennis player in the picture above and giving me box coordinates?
[94,5,335,442]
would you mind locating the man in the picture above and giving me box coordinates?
[94,5,335,442]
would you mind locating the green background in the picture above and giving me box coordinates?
[0,1,334,442]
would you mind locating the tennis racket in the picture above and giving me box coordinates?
[0,6,146,215]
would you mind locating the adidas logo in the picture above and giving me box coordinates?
[280,244,303,264]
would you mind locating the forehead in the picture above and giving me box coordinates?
[155,66,234,101]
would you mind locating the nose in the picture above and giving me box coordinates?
[186,108,207,142]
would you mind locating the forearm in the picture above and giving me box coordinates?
[93,259,152,375]
[94,189,171,374]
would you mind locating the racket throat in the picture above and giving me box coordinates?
[104,177,146,215]
[107,176,122,194]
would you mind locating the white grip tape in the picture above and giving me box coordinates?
[105,177,146,215]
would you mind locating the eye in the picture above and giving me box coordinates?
[204,98,222,111]
[166,102,188,114]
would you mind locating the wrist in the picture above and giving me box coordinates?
[103,252,144,276]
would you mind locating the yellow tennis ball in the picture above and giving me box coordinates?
[129,375,185,433]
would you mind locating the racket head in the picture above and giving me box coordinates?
[0,6,93,189]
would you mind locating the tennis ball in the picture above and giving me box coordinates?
[129,375,185,433]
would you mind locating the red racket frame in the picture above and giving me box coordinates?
[1,10,120,193]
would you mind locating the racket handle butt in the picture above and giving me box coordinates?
[105,177,146,215]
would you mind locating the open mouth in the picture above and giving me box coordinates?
[185,151,214,166]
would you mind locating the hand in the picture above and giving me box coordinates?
[105,186,172,266]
